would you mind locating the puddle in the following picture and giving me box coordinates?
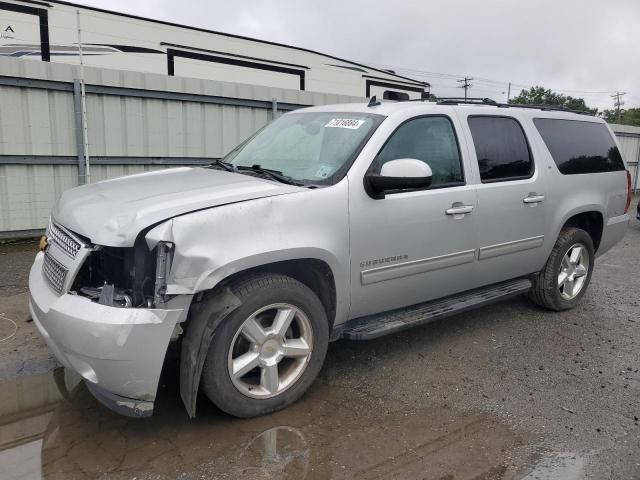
[0,368,579,480]
[518,452,585,480]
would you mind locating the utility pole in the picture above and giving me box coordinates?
[76,10,90,184]
[457,76,473,100]
[507,82,511,104]
[611,91,626,123]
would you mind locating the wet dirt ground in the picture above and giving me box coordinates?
[1,216,639,479]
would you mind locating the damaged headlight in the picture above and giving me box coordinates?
[72,241,174,309]
[153,241,173,307]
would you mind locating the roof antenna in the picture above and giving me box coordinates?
[368,95,381,107]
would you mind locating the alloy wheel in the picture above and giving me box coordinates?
[558,243,590,300]
[227,303,314,399]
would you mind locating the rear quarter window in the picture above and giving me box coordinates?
[533,118,624,174]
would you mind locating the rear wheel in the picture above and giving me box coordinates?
[529,227,594,311]
[201,273,328,418]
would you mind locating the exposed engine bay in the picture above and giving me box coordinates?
[71,238,172,309]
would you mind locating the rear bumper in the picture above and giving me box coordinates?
[29,251,185,417]
[597,213,629,257]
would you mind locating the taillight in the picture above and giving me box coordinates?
[624,170,632,213]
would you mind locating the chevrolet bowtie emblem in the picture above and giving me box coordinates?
[39,235,48,251]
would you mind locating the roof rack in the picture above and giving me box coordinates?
[432,97,594,116]
[436,97,497,105]
[366,96,595,116]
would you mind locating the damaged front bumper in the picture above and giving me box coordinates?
[29,251,187,417]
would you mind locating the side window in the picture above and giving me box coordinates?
[533,118,624,174]
[375,116,464,187]
[467,116,533,182]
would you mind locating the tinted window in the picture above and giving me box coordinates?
[468,116,533,182]
[533,119,624,175]
[375,116,464,187]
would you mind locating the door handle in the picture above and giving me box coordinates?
[523,194,545,204]
[445,204,474,215]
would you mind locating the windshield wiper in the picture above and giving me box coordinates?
[207,159,237,172]
[236,164,304,186]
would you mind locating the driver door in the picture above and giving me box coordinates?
[348,114,478,318]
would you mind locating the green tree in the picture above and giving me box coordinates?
[601,108,640,126]
[510,86,597,115]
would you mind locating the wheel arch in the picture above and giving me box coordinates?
[560,210,604,252]
[220,259,337,330]
[179,258,337,418]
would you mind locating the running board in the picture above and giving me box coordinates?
[341,278,532,341]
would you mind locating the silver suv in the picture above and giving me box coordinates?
[29,99,632,418]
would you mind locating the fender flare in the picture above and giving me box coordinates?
[179,286,242,418]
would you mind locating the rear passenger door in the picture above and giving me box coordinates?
[459,114,551,286]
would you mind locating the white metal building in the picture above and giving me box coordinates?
[611,123,640,193]
[0,0,429,99]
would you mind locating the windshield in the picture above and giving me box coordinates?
[224,112,384,184]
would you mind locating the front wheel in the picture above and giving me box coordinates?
[529,227,595,311]
[201,273,329,418]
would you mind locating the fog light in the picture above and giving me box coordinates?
[39,235,48,251]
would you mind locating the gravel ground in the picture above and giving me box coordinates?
[0,213,639,479]
[0,239,59,379]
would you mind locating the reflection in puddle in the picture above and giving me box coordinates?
[0,370,63,480]
[0,368,580,479]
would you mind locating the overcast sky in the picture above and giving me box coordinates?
[78,0,639,110]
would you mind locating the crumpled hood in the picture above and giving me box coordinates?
[53,167,304,246]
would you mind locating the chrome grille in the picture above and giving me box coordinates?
[48,222,83,258]
[43,251,68,295]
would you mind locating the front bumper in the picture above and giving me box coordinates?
[29,251,186,417]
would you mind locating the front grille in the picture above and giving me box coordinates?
[48,222,83,258]
[43,251,68,295]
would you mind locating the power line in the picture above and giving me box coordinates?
[370,62,628,98]
[457,76,473,100]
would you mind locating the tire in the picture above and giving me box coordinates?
[201,273,329,418]
[529,227,595,311]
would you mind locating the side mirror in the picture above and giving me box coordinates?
[365,159,433,199]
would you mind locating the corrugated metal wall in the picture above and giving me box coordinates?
[1,56,639,238]
[610,123,640,193]
[0,87,76,157]
[0,57,363,236]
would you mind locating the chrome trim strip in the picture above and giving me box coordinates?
[478,235,544,260]
[361,250,476,286]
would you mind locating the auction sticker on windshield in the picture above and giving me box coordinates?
[325,118,366,129]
